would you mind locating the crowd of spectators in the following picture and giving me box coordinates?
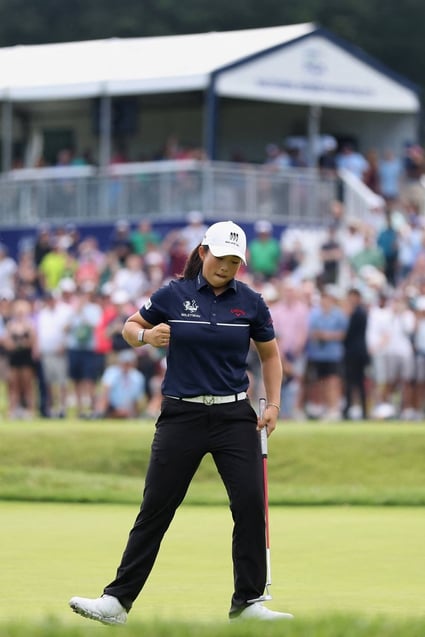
[264,138,425,207]
[2,188,425,422]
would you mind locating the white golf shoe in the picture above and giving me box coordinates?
[69,594,128,625]
[232,601,294,621]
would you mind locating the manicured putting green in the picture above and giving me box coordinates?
[1,502,424,623]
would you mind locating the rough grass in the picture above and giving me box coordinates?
[1,616,425,637]
[1,420,425,505]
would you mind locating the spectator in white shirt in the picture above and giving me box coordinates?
[367,291,415,418]
[0,243,17,292]
[35,291,73,417]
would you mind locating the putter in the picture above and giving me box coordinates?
[248,397,272,603]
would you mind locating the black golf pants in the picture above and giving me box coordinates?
[103,397,266,614]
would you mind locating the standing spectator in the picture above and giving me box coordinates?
[38,236,75,292]
[336,143,369,180]
[61,222,81,257]
[66,287,103,418]
[342,288,369,420]
[93,284,115,377]
[263,143,290,170]
[306,286,348,420]
[388,293,416,419]
[350,231,386,276]
[397,213,423,281]
[366,291,394,414]
[180,211,208,253]
[0,243,17,292]
[162,232,190,280]
[130,220,161,256]
[377,210,399,287]
[401,143,425,212]
[105,289,135,359]
[3,299,37,419]
[378,149,403,203]
[319,224,343,285]
[339,218,365,260]
[143,245,167,290]
[112,253,148,302]
[33,225,52,266]
[75,237,105,291]
[363,149,380,193]
[402,251,425,292]
[94,349,146,419]
[270,278,310,419]
[412,296,425,417]
[365,291,416,418]
[15,247,41,300]
[280,236,305,278]
[0,291,13,417]
[109,220,133,266]
[318,140,338,177]
[35,291,73,418]
[248,220,281,280]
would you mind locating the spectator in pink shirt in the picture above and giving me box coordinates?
[268,278,310,419]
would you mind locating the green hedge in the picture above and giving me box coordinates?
[1,420,425,505]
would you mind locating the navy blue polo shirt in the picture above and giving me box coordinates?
[139,273,275,397]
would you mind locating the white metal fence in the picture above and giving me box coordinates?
[0,160,338,228]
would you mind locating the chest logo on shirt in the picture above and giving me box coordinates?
[183,299,199,313]
[181,299,201,318]
[231,308,247,317]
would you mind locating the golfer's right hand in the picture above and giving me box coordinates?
[146,323,171,348]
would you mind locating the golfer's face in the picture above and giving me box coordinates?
[201,250,241,290]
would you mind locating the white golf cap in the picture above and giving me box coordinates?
[201,221,247,265]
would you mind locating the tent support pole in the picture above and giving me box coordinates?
[1,98,13,173]
[307,104,321,167]
[204,78,218,160]
[99,93,112,169]
[99,93,112,217]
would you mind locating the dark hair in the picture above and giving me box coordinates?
[179,244,206,279]
[347,287,361,297]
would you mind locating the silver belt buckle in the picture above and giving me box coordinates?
[203,395,215,405]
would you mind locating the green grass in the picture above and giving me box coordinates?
[2,616,425,637]
[1,421,425,636]
[0,503,424,634]
[1,420,425,505]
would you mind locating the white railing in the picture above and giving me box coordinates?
[338,168,386,223]
[0,160,338,228]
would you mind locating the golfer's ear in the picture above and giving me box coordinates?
[198,245,206,261]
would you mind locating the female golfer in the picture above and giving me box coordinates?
[69,220,293,623]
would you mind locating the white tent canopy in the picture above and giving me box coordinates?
[0,23,421,171]
[0,23,419,112]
